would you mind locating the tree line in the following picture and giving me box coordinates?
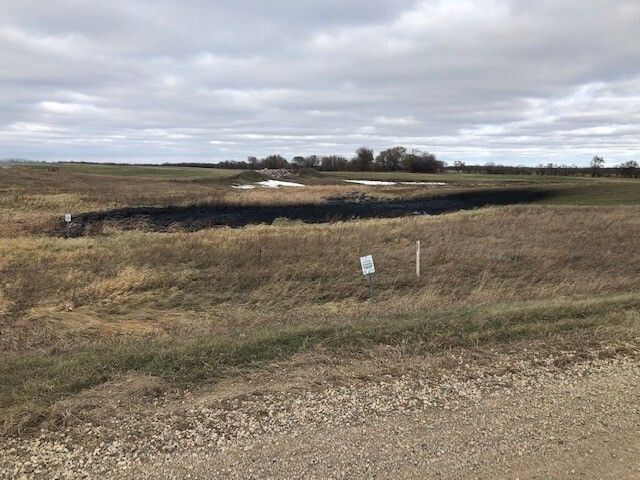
[194,146,446,173]
[58,147,638,178]
[450,156,639,178]
[176,148,639,178]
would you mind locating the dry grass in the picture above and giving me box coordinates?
[0,166,423,237]
[2,205,639,353]
[3,292,639,434]
[3,165,640,237]
[2,164,640,434]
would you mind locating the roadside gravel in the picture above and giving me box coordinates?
[2,342,639,479]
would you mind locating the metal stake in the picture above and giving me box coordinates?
[365,273,375,296]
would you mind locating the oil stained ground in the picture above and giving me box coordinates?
[65,188,553,236]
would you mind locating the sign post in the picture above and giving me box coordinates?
[64,213,72,238]
[360,255,376,296]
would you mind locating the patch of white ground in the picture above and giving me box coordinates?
[343,180,447,186]
[231,180,305,189]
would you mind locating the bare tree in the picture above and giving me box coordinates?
[319,155,348,171]
[375,146,406,171]
[353,147,374,171]
[403,150,445,173]
[292,156,306,169]
[261,155,289,169]
[590,155,605,177]
[618,160,639,178]
[453,160,465,172]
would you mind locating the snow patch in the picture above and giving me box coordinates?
[257,180,305,188]
[232,179,306,189]
[344,179,447,186]
[343,179,397,186]
[399,181,447,186]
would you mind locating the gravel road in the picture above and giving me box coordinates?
[2,345,639,479]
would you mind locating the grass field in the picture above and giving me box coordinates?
[1,163,639,434]
[324,170,628,184]
[38,163,243,180]
[2,164,640,238]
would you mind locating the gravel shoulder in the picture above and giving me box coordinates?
[2,342,639,479]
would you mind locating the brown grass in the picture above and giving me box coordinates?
[2,204,639,353]
[2,164,639,434]
[0,166,433,237]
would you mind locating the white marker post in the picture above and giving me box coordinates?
[64,213,72,238]
[360,254,376,296]
[416,240,421,277]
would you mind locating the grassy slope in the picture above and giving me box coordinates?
[1,205,640,431]
[3,206,639,343]
[3,292,638,432]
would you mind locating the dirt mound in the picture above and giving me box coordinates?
[258,168,293,179]
[228,170,270,183]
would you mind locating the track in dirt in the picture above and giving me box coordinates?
[66,188,553,235]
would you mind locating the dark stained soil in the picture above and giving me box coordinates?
[63,188,554,236]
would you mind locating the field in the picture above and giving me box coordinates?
[35,163,244,179]
[1,163,640,436]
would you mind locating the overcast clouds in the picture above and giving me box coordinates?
[1,0,639,165]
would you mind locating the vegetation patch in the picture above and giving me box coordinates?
[2,293,638,434]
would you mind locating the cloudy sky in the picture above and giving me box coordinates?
[1,1,639,165]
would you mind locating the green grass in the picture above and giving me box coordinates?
[2,292,638,433]
[540,183,640,205]
[324,170,624,184]
[51,163,244,180]
[325,171,640,205]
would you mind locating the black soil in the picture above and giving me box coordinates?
[63,188,553,236]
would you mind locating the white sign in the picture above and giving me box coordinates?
[360,255,375,275]
[64,213,72,223]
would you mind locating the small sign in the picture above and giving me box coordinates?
[360,255,375,275]
[64,213,72,223]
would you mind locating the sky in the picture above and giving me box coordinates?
[1,0,639,166]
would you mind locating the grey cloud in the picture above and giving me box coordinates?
[0,0,638,165]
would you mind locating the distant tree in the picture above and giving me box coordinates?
[545,163,556,176]
[590,155,605,177]
[353,147,374,171]
[292,156,306,169]
[402,150,445,173]
[618,160,639,178]
[303,155,320,169]
[375,146,406,171]
[216,160,249,169]
[247,156,259,169]
[453,160,465,172]
[336,156,349,171]
[513,164,528,175]
[319,155,348,171]
[485,162,498,174]
[260,155,289,169]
